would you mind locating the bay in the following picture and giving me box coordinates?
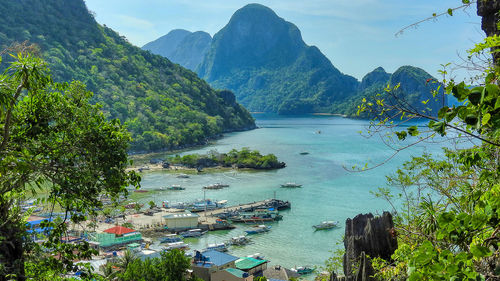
[136,114,447,276]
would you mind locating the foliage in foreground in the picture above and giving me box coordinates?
[354,13,500,281]
[0,51,140,280]
[101,249,202,281]
[169,148,286,169]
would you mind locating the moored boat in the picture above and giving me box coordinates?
[313,221,339,230]
[165,241,189,250]
[291,266,315,275]
[244,225,271,234]
[280,182,302,188]
[160,234,182,243]
[203,183,229,190]
[179,229,207,238]
[205,242,227,252]
[167,184,185,190]
[230,235,251,246]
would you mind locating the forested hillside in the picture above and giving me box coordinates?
[0,0,255,152]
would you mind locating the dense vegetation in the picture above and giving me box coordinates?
[332,65,443,118]
[148,4,443,116]
[196,4,359,114]
[336,3,500,279]
[169,148,286,169]
[0,0,255,152]
[101,249,201,281]
[0,52,140,280]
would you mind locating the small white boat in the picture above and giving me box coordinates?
[229,235,251,246]
[205,243,227,252]
[313,221,339,230]
[280,182,302,188]
[165,241,189,250]
[180,229,207,238]
[245,225,271,235]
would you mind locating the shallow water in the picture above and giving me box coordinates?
[136,114,447,276]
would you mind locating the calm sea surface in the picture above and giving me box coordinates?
[136,114,449,276]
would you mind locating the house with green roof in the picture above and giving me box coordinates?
[235,257,269,276]
[211,268,253,281]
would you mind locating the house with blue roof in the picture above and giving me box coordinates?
[211,268,253,281]
[192,250,241,281]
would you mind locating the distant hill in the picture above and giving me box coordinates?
[333,66,446,118]
[0,0,255,152]
[143,29,212,71]
[196,3,359,114]
[147,4,444,117]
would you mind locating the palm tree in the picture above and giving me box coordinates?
[116,250,136,273]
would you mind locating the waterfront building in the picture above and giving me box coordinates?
[91,226,142,248]
[191,250,239,281]
[163,212,199,230]
[235,257,269,276]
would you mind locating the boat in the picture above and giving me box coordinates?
[179,229,207,238]
[229,235,251,246]
[230,208,282,223]
[205,243,227,252]
[203,183,229,190]
[165,241,189,250]
[244,225,271,235]
[291,266,315,275]
[280,182,302,188]
[160,234,182,243]
[176,174,189,178]
[188,199,227,212]
[313,221,339,230]
[167,184,185,190]
[299,152,309,155]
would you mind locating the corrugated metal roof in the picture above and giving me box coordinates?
[200,250,238,267]
[225,268,249,278]
[103,226,136,235]
[235,257,268,270]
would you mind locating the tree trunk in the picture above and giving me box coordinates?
[477,0,500,65]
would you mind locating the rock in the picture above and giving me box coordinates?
[331,212,397,281]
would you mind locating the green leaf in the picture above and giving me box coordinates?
[482,113,491,126]
[470,244,491,258]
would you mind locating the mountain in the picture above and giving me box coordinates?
[0,0,255,152]
[333,66,445,117]
[196,3,359,114]
[143,30,212,71]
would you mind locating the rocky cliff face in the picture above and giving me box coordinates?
[331,212,397,281]
[196,3,359,113]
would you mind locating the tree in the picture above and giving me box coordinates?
[0,50,140,280]
[354,1,500,280]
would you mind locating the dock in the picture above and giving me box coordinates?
[198,199,290,228]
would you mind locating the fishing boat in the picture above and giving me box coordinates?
[160,234,182,243]
[280,182,302,188]
[179,229,207,238]
[244,225,271,235]
[203,183,229,190]
[291,266,315,275]
[230,208,282,223]
[229,235,251,246]
[313,221,339,230]
[205,243,227,252]
[165,241,189,250]
[167,184,185,190]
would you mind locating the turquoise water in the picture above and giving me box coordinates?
[137,114,446,275]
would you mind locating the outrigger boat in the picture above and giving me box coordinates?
[205,243,228,252]
[203,183,229,190]
[165,241,189,250]
[229,235,251,246]
[245,225,271,235]
[291,266,315,275]
[167,184,185,190]
[280,182,302,188]
[313,221,339,230]
[230,208,282,223]
[160,234,182,243]
[180,229,207,238]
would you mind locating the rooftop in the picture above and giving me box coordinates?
[194,250,238,267]
[235,257,268,270]
[225,268,250,278]
[103,226,136,235]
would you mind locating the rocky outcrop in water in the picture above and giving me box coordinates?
[331,212,397,281]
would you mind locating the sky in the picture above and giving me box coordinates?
[84,0,484,81]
